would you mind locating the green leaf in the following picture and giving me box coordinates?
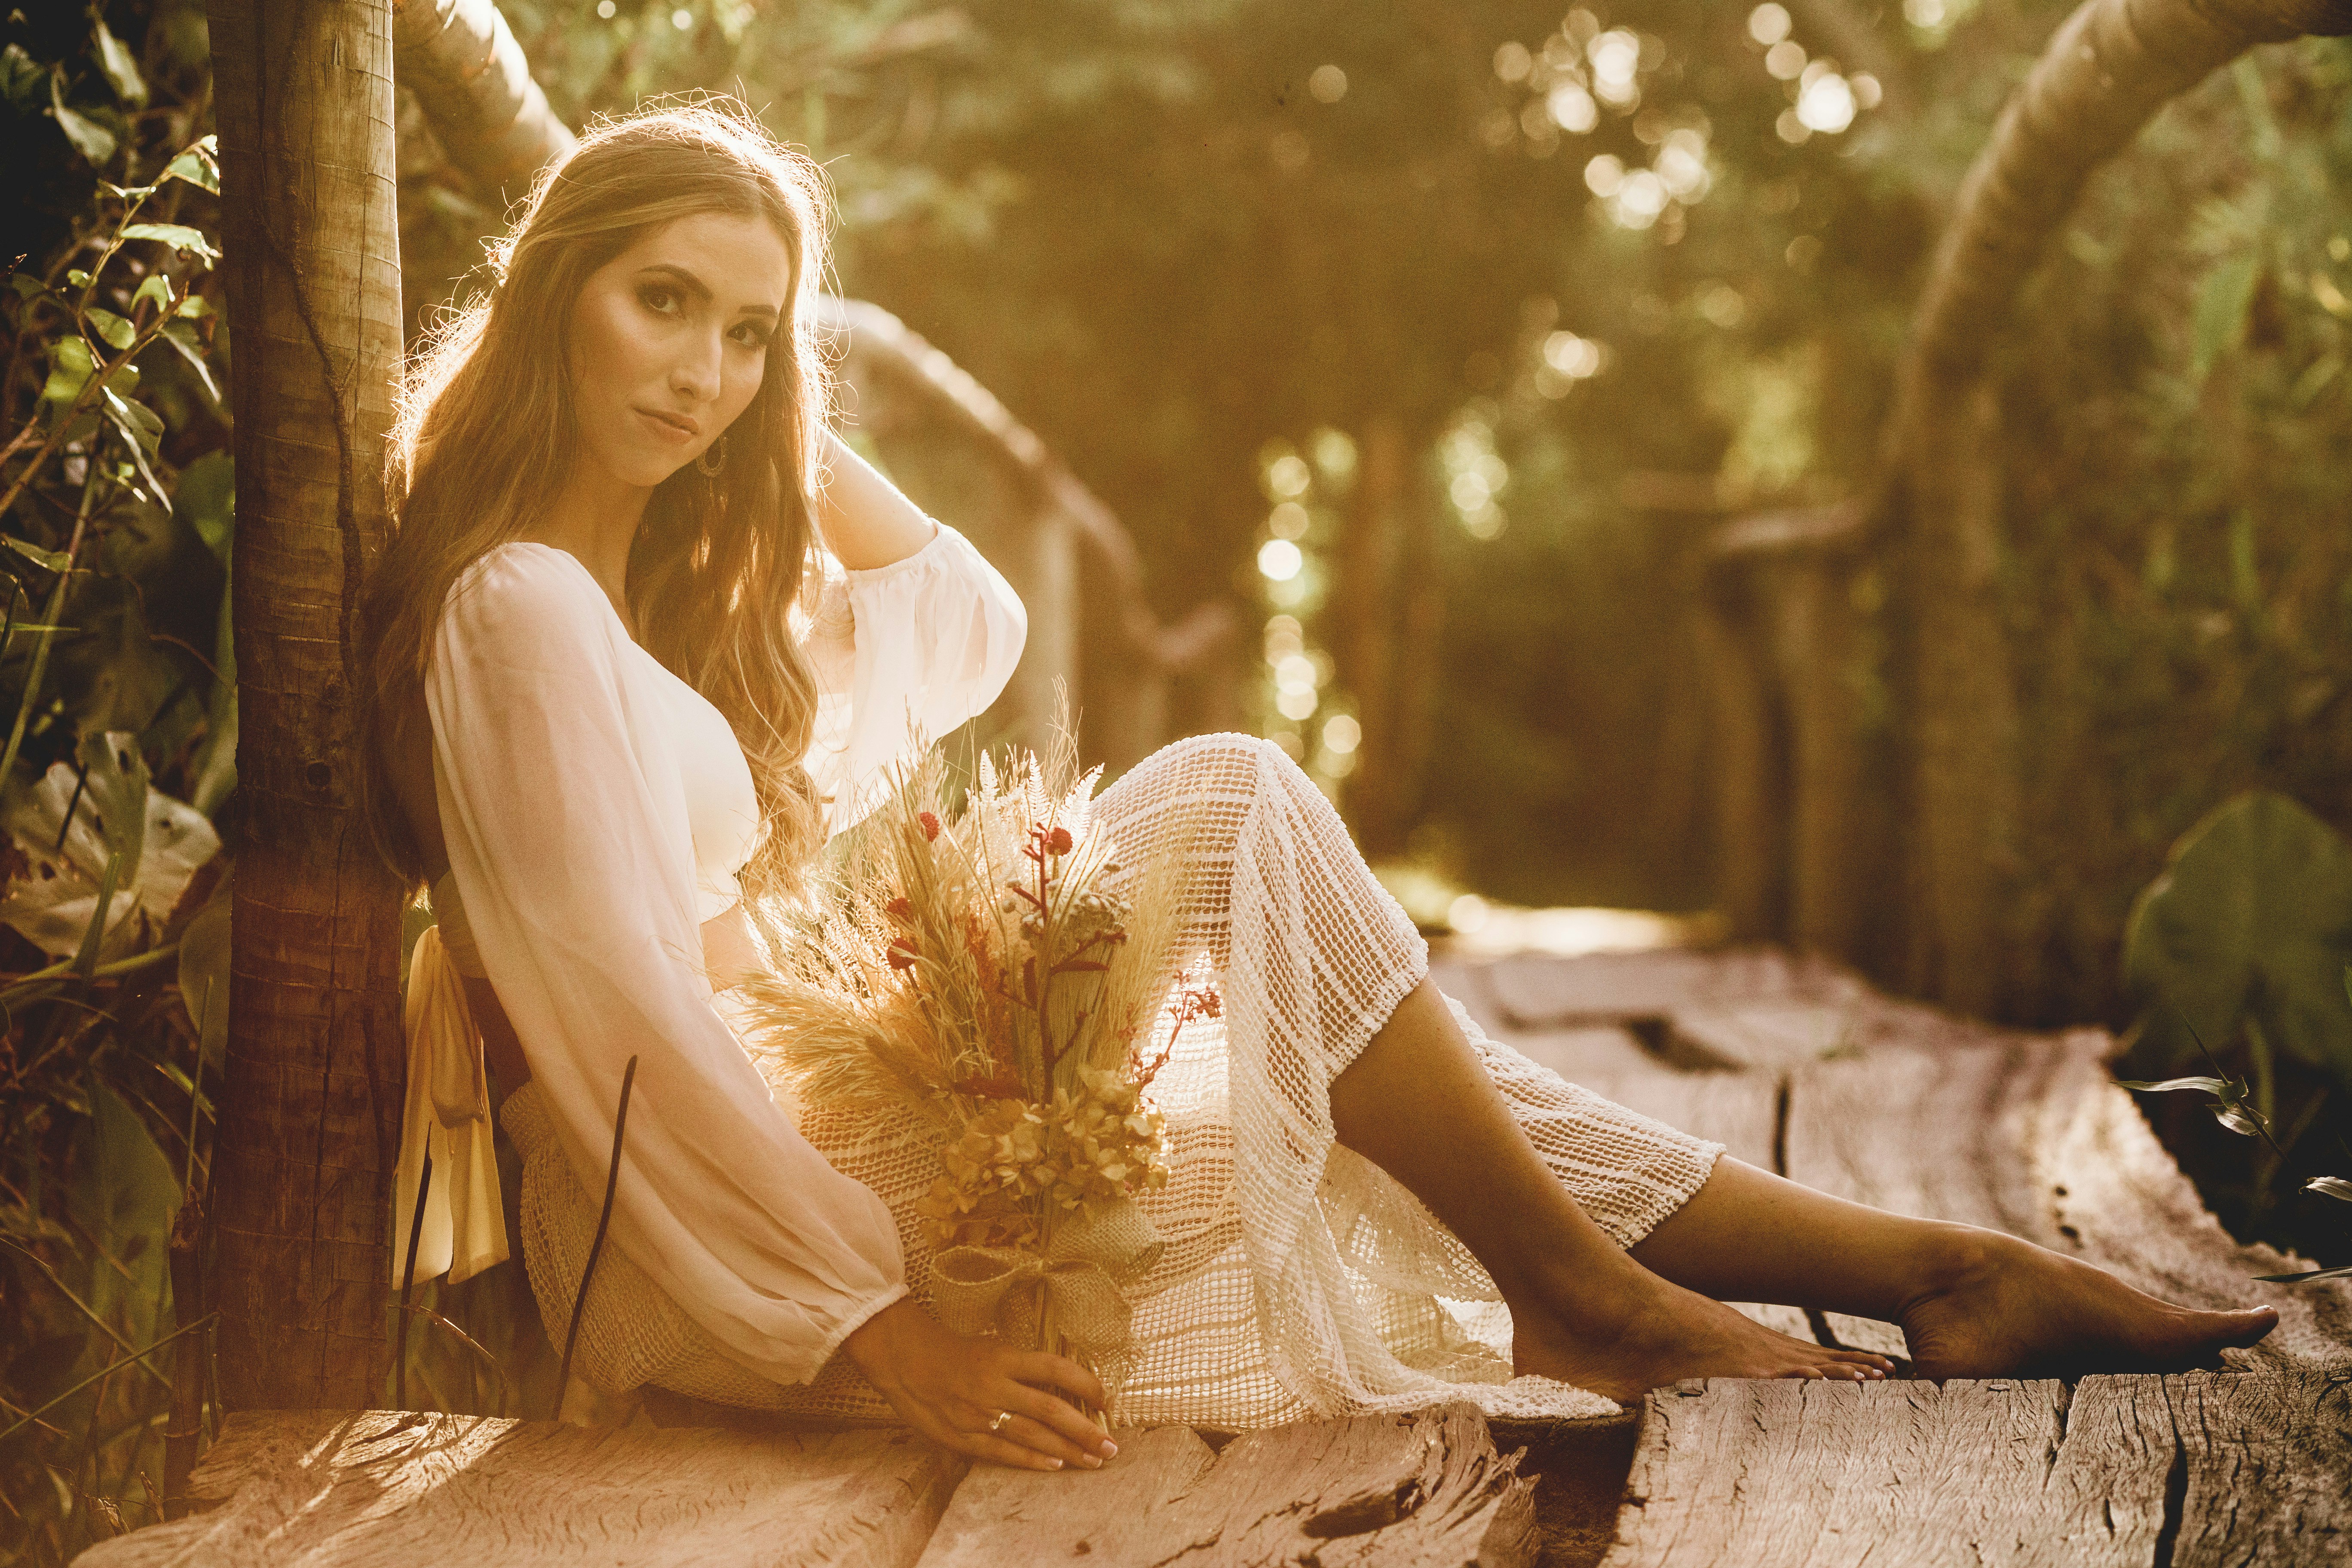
[102,386,164,452]
[40,334,94,409]
[92,17,147,106]
[121,224,220,264]
[2191,253,2261,382]
[2211,1100,2265,1137]
[49,72,116,166]
[175,294,212,320]
[162,136,219,195]
[177,453,233,565]
[103,389,172,511]
[86,307,135,351]
[2,535,74,574]
[161,319,220,403]
[129,272,173,316]
[9,271,46,301]
[70,851,124,980]
[2122,792,2352,1093]
[2306,1176,2352,1203]
[65,1084,179,1346]
[2116,1075,2238,1098]
[0,43,43,109]
[177,870,231,1071]
[80,731,152,888]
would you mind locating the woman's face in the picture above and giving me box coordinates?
[567,210,794,489]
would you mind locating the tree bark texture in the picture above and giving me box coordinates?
[206,0,410,1409]
[1887,0,2352,1014]
[391,0,575,192]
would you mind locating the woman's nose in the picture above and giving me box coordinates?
[669,330,724,401]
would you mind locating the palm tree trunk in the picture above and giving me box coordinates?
[205,0,410,1411]
[392,0,575,189]
[1886,0,2352,1012]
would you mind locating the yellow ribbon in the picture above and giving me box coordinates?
[929,1201,1163,1359]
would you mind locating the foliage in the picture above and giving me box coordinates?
[0,3,233,1561]
[2122,791,2352,1092]
[2117,791,2352,1272]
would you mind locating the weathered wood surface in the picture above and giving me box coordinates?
[1602,1366,2352,1568]
[88,947,2352,1568]
[78,1408,968,1568]
[916,1404,1538,1568]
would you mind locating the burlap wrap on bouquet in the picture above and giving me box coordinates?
[928,1200,1163,1359]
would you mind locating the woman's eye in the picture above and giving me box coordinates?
[639,285,678,313]
[733,325,773,349]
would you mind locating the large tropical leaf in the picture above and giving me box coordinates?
[0,737,219,958]
[2122,791,2352,1090]
[65,1083,181,1349]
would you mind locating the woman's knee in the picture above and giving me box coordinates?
[1118,732,1287,799]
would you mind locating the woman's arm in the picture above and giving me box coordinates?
[432,545,910,1382]
[801,488,1027,838]
[811,430,934,570]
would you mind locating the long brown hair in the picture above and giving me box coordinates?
[360,101,832,899]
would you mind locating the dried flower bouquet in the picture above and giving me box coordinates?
[742,729,1216,1404]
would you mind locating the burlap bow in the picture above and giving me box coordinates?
[929,1200,1164,1359]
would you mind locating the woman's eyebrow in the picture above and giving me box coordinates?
[637,262,779,318]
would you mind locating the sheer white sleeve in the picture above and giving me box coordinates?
[429,545,906,1386]
[802,521,1027,836]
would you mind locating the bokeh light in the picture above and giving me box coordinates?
[1747,3,1792,46]
[1796,68,1857,134]
[1257,539,1303,581]
[1309,64,1348,103]
[1547,84,1599,135]
[1265,453,1311,499]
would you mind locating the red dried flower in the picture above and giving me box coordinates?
[1045,826,1074,856]
[919,810,940,842]
[885,896,914,923]
[887,939,919,971]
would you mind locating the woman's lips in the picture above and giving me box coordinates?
[636,407,697,442]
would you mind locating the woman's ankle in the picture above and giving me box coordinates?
[1894,1223,2017,1317]
[1498,1250,1665,1344]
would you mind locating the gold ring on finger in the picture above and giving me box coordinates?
[988,1410,1012,1433]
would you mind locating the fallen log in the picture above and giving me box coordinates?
[914,1403,1539,1568]
[1602,1366,2352,1568]
[77,1408,967,1568]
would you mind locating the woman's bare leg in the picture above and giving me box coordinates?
[1329,981,1890,1401]
[1630,1157,2278,1377]
[1330,980,2277,1398]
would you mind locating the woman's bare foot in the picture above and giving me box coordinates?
[1508,1268,1892,1405]
[1898,1230,2278,1379]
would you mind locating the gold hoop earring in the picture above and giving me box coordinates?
[695,435,728,478]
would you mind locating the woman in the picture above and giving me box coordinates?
[360,104,2275,1474]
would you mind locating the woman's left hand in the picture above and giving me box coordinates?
[842,1297,1118,1471]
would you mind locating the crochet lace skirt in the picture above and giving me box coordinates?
[505,734,1723,1425]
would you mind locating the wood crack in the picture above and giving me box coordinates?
[2148,1432,2188,1568]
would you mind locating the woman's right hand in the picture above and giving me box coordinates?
[841,1298,1118,1472]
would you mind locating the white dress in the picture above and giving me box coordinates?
[416,523,1722,1427]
